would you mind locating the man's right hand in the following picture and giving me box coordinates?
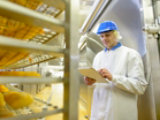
[84,77,96,85]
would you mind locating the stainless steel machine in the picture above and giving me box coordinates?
[79,0,160,120]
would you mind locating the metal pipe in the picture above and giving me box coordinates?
[87,36,104,49]
[80,0,112,34]
[79,34,104,51]
[152,0,160,21]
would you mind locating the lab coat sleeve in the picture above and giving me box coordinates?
[112,51,148,95]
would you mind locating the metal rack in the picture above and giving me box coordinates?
[0,0,80,120]
[0,1,64,33]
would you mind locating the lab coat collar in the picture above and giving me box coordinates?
[104,42,122,52]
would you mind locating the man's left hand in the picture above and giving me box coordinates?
[98,68,113,81]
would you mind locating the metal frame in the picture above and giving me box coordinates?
[0,0,80,120]
[63,0,80,120]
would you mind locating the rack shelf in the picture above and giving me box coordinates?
[7,56,57,69]
[0,36,64,57]
[0,77,62,84]
[0,1,64,33]
[40,0,65,11]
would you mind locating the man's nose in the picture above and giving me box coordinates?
[102,37,107,40]
[103,37,109,41]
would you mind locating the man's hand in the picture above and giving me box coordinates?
[84,77,96,85]
[98,68,113,81]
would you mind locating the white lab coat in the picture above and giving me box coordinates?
[90,45,148,120]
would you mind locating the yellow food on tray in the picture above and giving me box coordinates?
[0,15,44,40]
[4,91,34,109]
[1,52,29,68]
[0,106,15,118]
[0,71,41,77]
[0,85,9,93]
[0,50,29,68]
[0,93,6,107]
[9,0,42,10]
[0,85,34,118]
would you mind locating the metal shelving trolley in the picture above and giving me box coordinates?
[0,0,80,120]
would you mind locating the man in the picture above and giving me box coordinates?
[84,21,148,120]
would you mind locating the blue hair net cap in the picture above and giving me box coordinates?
[97,21,118,34]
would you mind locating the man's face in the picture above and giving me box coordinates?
[100,31,117,49]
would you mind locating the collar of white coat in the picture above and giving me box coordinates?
[104,42,122,52]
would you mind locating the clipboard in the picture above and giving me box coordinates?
[79,67,108,83]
